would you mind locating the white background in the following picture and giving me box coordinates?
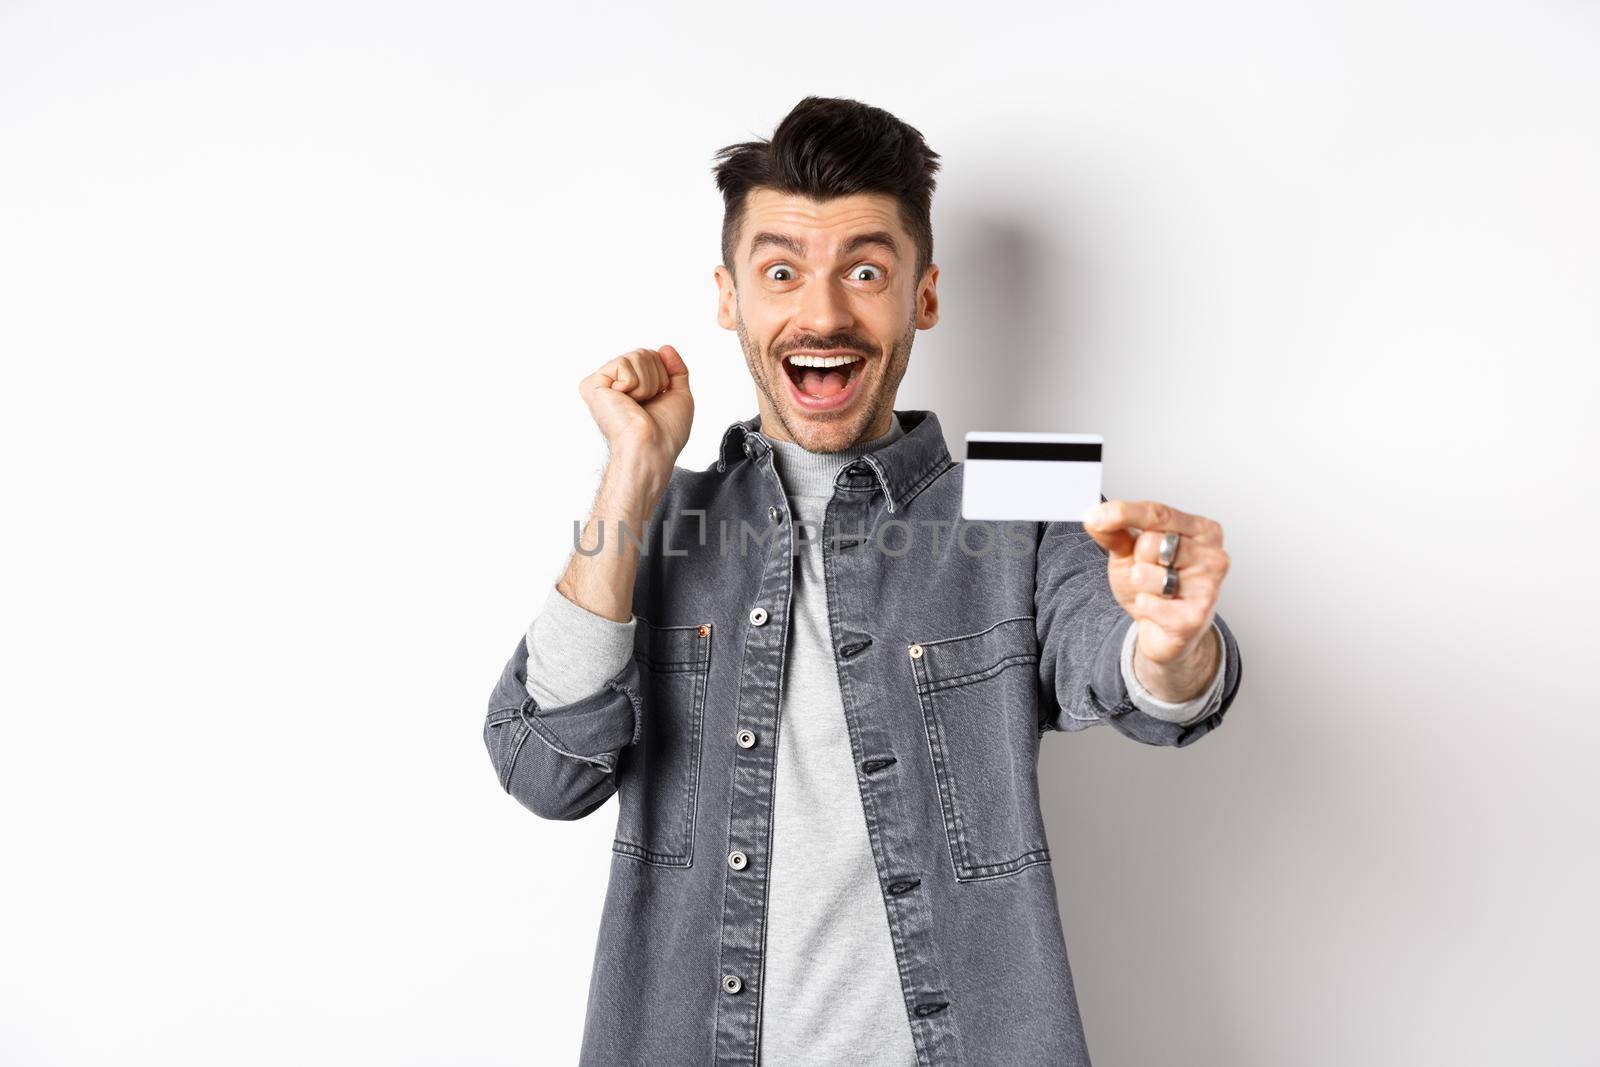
[3,2,1597,1064]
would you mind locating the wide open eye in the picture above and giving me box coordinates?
[765,264,795,282]
[848,264,882,282]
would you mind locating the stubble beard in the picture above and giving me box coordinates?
[734,307,916,454]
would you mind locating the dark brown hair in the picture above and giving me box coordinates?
[712,96,942,284]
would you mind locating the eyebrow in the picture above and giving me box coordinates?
[747,230,901,261]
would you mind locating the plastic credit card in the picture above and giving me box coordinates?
[961,432,1104,523]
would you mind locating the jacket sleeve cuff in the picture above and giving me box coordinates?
[524,582,638,709]
[1119,621,1227,725]
[485,628,644,798]
[1084,612,1241,747]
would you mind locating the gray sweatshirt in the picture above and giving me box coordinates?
[523,414,1226,1062]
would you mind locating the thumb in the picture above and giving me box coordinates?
[1083,503,1136,557]
[658,344,691,390]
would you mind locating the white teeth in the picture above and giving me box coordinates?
[785,353,862,369]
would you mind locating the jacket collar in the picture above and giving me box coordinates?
[716,408,953,515]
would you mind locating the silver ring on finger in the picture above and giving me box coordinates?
[1158,531,1181,568]
[1161,565,1180,598]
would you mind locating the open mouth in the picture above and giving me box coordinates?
[780,351,867,410]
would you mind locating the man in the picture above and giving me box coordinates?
[482,96,1242,1066]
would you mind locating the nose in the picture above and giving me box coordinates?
[796,274,855,336]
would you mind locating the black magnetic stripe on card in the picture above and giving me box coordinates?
[966,440,1102,462]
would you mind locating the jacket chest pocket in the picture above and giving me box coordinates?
[612,618,712,866]
[909,614,1051,882]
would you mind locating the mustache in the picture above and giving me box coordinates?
[773,334,877,359]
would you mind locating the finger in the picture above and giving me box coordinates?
[1130,589,1213,636]
[638,349,666,397]
[1132,530,1229,574]
[1088,499,1223,545]
[630,349,668,399]
[1083,519,1136,558]
[578,363,639,423]
[578,364,616,396]
[1132,528,1196,568]
[608,355,638,392]
[611,352,659,399]
[1082,498,1137,556]
[1128,561,1220,601]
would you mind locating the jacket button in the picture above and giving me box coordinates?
[743,439,758,459]
[728,850,748,871]
[749,607,768,626]
[697,623,710,638]
[736,729,756,748]
[722,974,744,994]
[908,643,923,659]
[768,505,783,523]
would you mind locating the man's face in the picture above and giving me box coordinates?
[715,189,939,453]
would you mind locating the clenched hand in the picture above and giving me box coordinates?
[578,345,695,495]
[1083,499,1230,700]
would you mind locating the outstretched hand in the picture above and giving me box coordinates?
[1082,499,1230,669]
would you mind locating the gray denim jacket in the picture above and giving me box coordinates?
[482,408,1244,1065]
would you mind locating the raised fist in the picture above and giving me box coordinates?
[577,345,695,487]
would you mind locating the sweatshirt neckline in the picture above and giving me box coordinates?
[765,413,906,500]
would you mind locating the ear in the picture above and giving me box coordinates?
[714,264,738,330]
[915,263,940,329]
